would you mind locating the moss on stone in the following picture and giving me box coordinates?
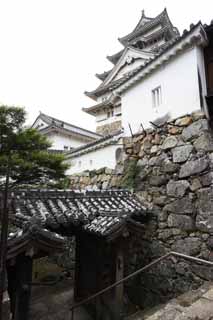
[119,159,139,190]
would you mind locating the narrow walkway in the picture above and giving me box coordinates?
[30,278,92,320]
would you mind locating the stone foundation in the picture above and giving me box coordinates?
[68,110,213,310]
[69,167,121,190]
[121,111,213,308]
[96,120,122,136]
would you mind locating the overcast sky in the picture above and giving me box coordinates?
[0,0,212,130]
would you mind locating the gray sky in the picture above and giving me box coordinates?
[0,0,212,130]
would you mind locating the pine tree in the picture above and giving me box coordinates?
[0,105,69,188]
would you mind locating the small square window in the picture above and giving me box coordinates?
[152,86,162,109]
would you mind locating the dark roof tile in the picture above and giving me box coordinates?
[3,189,148,239]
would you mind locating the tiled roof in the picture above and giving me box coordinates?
[66,130,123,158]
[7,189,148,240]
[107,49,124,65]
[85,22,207,99]
[96,70,112,81]
[118,8,179,45]
[82,99,113,115]
[6,225,65,260]
[32,112,102,140]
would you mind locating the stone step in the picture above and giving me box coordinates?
[125,282,213,320]
[124,310,144,320]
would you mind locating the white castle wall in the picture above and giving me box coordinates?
[121,47,206,135]
[66,143,120,174]
[47,132,86,150]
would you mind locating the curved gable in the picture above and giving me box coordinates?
[102,47,154,87]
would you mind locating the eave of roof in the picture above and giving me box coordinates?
[118,8,179,45]
[99,46,155,89]
[86,47,155,101]
[6,227,65,260]
[39,124,101,141]
[132,10,153,32]
[33,112,102,140]
[130,25,176,47]
[96,69,112,81]
[83,99,113,116]
[107,49,124,65]
[66,130,123,158]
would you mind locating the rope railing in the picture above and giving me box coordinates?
[70,251,213,320]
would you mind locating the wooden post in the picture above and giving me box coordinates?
[0,155,10,320]
[14,254,33,320]
[7,262,18,318]
[74,235,80,301]
[114,244,124,320]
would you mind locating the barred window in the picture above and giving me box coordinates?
[152,86,162,108]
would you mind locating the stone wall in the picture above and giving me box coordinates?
[121,110,213,308]
[96,120,122,136]
[69,167,121,190]
[68,110,213,310]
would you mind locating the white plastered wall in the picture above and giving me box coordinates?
[121,46,203,135]
[66,143,120,174]
[47,132,86,150]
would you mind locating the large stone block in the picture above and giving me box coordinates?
[149,175,168,186]
[163,197,194,215]
[194,132,213,152]
[196,188,213,233]
[190,178,202,191]
[172,238,202,256]
[149,156,158,166]
[182,119,208,141]
[162,136,178,150]
[137,158,149,168]
[168,214,194,231]
[175,116,192,127]
[162,160,179,173]
[172,144,193,163]
[179,158,209,178]
[150,145,160,154]
[141,137,152,153]
[167,180,190,198]
[200,172,213,186]
[158,229,173,240]
[192,110,206,121]
[154,196,168,207]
